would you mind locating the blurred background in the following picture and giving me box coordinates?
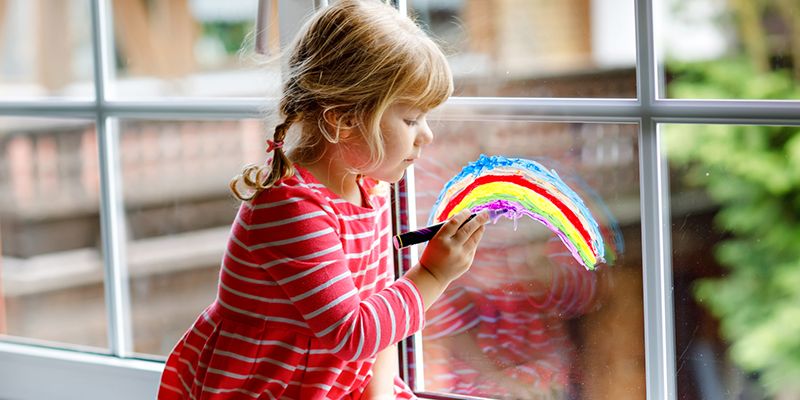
[1,0,799,399]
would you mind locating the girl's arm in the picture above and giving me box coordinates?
[406,210,489,310]
[362,344,399,400]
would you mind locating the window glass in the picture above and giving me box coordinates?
[664,123,800,399]
[408,0,637,98]
[109,0,279,99]
[406,119,645,399]
[658,0,800,100]
[0,0,94,99]
[118,118,265,356]
[0,117,107,351]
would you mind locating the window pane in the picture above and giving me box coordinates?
[109,0,279,99]
[664,123,800,398]
[658,0,800,100]
[408,0,637,98]
[118,118,264,356]
[409,120,644,398]
[0,0,94,99]
[0,117,107,351]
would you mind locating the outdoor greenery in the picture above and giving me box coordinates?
[665,57,800,395]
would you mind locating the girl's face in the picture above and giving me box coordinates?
[363,103,434,182]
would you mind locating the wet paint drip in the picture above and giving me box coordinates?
[429,155,606,270]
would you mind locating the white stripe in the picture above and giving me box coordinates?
[200,310,218,328]
[172,366,198,400]
[314,312,356,353]
[236,210,328,230]
[387,286,410,340]
[353,249,391,278]
[294,170,307,184]
[219,280,291,304]
[303,288,357,319]
[190,327,209,341]
[287,381,333,391]
[375,293,396,345]
[337,201,390,221]
[177,357,198,378]
[234,226,335,250]
[364,301,381,358]
[202,386,269,400]
[205,366,285,383]
[349,318,366,361]
[345,227,388,259]
[182,343,201,356]
[224,246,259,268]
[315,310,354,338]
[261,244,342,269]
[296,365,343,374]
[290,271,350,302]
[397,278,424,331]
[243,196,304,210]
[393,288,411,338]
[277,260,337,285]
[358,271,390,295]
[221,262,277,286]
[219,330,305,353]
[342,230,375,240]
[216,298,308,328]
[338,210,377,221]
[213,349,297,371]
[159,383,182,395]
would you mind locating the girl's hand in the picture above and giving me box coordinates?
[419,209,489,285]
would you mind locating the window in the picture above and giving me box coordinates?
[1,0,798,399]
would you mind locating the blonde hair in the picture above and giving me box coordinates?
[231,0,453,201]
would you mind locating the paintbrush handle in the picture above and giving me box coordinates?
[393,214,477,249]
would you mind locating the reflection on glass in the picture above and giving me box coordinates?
[408,120,644,399]
[659,0,800,100]
[0,117,106,350]
[118,119,265,356]
[408,0,637,98]
[664,124,800,399]
[0,0,94,98]
[109,0,279,98]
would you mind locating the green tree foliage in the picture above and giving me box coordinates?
[665,58,800,394]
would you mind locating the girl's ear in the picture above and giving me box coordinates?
[323,109,359,139]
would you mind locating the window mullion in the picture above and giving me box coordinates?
[636,0,677,399]
[91,0,134,358]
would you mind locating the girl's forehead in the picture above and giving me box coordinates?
[390,103,424,114]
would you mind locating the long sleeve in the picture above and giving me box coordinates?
[244,184,425,362]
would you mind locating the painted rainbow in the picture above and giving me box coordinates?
[429,154,605,270]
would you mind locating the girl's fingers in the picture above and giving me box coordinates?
[464,223,485,248]
[452,211,489,243]
[437,209,472,238]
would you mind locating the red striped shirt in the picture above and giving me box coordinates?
[159,166,423,399]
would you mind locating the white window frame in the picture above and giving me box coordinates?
[1,0,799,399]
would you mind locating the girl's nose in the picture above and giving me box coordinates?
[417,120,434,146]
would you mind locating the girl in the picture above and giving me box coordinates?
[157,1,489,399]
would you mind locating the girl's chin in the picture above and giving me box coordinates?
[367,167,409,184]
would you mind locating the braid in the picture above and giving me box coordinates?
[229,114,300,201]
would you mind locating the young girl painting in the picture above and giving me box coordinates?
[157,1,489,399]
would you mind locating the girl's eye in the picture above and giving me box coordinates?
[404,119,418,127]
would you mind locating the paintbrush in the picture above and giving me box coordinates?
[393,209,507,249]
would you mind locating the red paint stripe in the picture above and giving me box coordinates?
[439,175,593,252]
